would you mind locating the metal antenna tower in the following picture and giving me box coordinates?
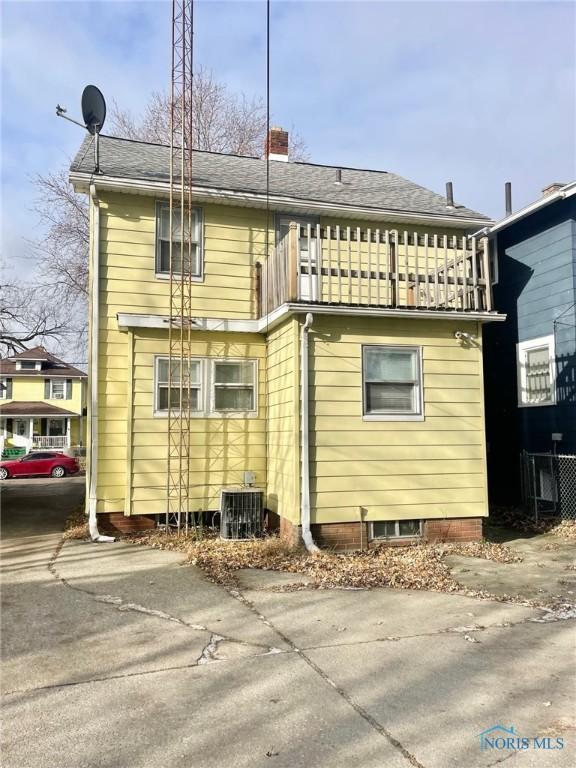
[167,0,195,533]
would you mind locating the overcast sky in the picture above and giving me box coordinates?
[2,0,575,275]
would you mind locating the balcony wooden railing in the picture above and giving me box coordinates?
[257,222,493,317]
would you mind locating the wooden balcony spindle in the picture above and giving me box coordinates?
[288,221,299,302]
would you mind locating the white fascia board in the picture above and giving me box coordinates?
[490,182,576,235]
[70,171,492,229]
[117,304,505,334]
[117,313,261,333]
[282,303,507,324]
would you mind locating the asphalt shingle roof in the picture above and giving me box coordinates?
[0,347,86,378]
[71,135,489,222]
[0,401,78,417]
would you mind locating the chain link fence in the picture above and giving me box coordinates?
[520,451,576,521]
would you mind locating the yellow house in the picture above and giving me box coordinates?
[70,128,505,547]
[0,347,87,453]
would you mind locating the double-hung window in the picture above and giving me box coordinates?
[211,361,257,413]
[155,358,202,414]
[156,202,202,278]
[517,335,556,407]
[154,358,257,416]
[362,345,423,419]
[50,379,65,399]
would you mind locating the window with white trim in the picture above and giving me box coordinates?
[155,358,202,414]
[371,520,422,539]
[156,202,202,277]
[362,345,423,418]
[211,360,257,413]
[517,335,556,407]
[154,357,257,417]
[50,379,65,399]
[16,360,41,371]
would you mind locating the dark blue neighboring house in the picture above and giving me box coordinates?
[484,182,576,509]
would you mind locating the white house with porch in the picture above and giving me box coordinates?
[0,347,86,454]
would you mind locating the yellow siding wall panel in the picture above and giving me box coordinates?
[124,329,267,516]
[308,316,488,523]
[265,318,300,523]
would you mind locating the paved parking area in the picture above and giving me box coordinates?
[1,478,575,767]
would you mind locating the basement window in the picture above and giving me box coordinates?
[362,345,423,420]
[155,357,202,414]
[371,520,422,539]
[155,202,203,278]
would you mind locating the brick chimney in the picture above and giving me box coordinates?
[264,126,289,162]
[542,182,566,197]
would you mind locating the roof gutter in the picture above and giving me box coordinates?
[489,181,576,235]
[70,172,492,230]
[88,184,115,544]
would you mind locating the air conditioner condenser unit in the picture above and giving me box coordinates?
[219,487,263,540]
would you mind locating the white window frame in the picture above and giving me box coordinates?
[362,344,424,421]
[153,356,204,417]
[16,360,41,371]
[49,379,65,399]
[0,378,7,399]
[153,357,258,418]
[155,201,203,281]
[517,335,556,408]
[370,520,423,540]
[209,359,258,417]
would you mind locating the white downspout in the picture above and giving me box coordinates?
[300,313,319,553]
[88,183,115,543]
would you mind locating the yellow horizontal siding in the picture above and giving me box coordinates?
[265,318,299,523]
[308,316,488,523]
[126,329,267,516]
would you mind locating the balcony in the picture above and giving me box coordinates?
[257,222,493,317]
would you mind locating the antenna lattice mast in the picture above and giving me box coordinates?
[167,0,194,532]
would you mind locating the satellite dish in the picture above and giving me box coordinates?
[81,85,106,135]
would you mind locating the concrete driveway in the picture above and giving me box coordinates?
[2,478,574,768]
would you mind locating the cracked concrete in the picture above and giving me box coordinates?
[2,478,575,768]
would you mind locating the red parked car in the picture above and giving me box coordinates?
[0,452,80,480]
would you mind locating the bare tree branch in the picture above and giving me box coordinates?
[29,70,308,358]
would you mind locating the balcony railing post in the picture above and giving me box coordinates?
[288,221,299,302]
[255,261,262,318]
[482,236,492,311]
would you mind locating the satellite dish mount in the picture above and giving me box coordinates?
[56,85,107,173]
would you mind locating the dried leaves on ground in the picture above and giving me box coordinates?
[128,531,520,596]
[63,507,89,540]
[492,507,576,541]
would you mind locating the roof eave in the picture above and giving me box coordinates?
[70,171,492,229]
[489,181,576,235]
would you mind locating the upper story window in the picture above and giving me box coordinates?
[517,335,556,407]
[362,345,423,420]
[16,360,41,371]
[50,379,65,399]
[156,202,203,278]
[0,378,12,399]
[44,379,72,400]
